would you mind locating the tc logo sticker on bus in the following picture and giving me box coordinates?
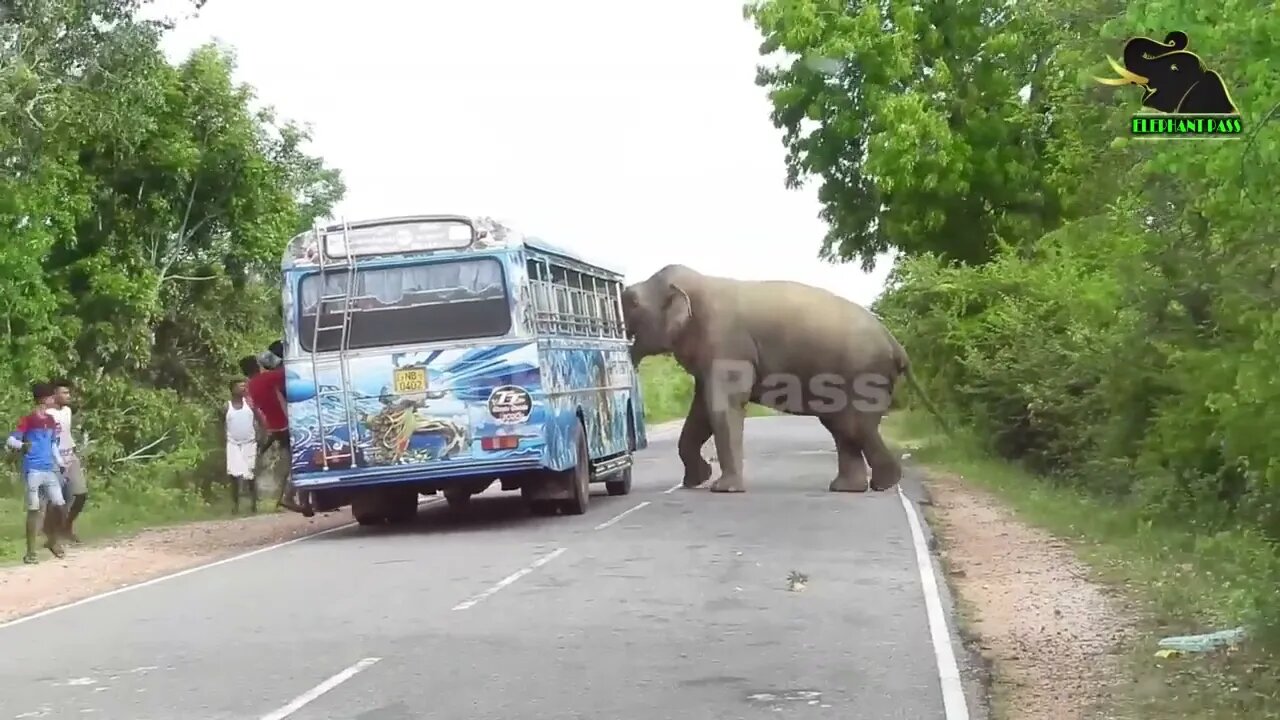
[487,385,532,424]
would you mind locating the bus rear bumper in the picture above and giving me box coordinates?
[292,456,546,492]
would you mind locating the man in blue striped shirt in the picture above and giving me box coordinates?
[7,382,68,563]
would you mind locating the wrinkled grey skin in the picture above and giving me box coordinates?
[623,263,932,494]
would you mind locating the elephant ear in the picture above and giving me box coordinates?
[662,282,694,343]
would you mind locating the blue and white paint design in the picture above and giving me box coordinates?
[285,340,643,488]
[280,236,647,490]
[276,229,645,486]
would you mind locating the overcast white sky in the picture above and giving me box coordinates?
[150,0,894,306]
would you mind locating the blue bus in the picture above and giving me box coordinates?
[278,214,648,525]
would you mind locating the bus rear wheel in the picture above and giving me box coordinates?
[528,499,558,516]
[353,510,384,526]
[559,422,591,516]
[352,487,417,526]
[606,419,636,496]
[605,468,632,496]
[443,489,471,509]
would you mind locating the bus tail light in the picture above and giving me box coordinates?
[481,436,520,451]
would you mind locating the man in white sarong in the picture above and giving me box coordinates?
[225,378,259,513]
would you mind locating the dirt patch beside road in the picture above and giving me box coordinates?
[0,510,353,624]
[920,467,1135,720]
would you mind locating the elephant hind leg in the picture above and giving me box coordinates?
[819,415,869,493]
[860,416,901,492]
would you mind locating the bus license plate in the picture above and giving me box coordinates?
[393,367,427,394]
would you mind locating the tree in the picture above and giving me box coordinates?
[0,0,343,490]
[743,0,1131,270]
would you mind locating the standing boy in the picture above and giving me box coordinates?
[224,379,259,513]
[7,383,68,563]
[48,378,87,542]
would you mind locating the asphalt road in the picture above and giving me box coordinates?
[0,415,981,720]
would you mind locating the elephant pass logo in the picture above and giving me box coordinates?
[1094,30,1243,140]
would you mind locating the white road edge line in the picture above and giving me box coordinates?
[593,501,650,530]
[259,657,381,720]
[451,547,567,611]
[898,486,971,720]
[0,497,444,632]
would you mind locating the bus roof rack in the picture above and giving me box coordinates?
[281,214,627,277]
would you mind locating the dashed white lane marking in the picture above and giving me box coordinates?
[451,547,568,611]
[664,482,683,493]
[593,501,650,530]
[898,486,971,720]
[260,657,380,720]
[0,498,443,632]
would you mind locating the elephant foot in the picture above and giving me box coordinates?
[869,470,902,492]
[829,474,869,493]
[870,478,901,491]
[708,475,745,493]
[681,461,713,488]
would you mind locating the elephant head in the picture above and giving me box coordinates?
[1097,31,1236,114]
[621,264,698,367]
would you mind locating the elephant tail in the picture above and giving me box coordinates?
[891,342,954,436]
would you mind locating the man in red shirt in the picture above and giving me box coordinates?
[243,354,313,516]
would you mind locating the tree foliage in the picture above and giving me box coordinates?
[0,0,343,516]
[747,0,1280,646]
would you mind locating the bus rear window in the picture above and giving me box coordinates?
[297,258,511,352]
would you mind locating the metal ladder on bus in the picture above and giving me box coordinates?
[309,218,360,471]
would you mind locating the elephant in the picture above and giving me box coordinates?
[621,263,946,495]
[1097,31,1237,115]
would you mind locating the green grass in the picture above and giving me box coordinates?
[883,409,1280,720]
[0,480,258,565]
[638,355,777,425]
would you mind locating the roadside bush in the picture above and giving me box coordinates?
[0,1,343,556]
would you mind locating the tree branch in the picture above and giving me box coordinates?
[113,433,170,463]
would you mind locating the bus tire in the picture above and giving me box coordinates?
[354,510,384,526]
[607,417,637,496]
[528,499,558,516]
[384,487,419,525]
[559,420,591,516]
[605,468,632,496]
[351,491,386,526]
[443,489,471,509]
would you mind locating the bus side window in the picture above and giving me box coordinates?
[586,274,599,335]
[534,262,626,339]
[528,257,554,334]
[586,275,608,337]
[549,264,572,335]
[600,279,621,338]
[569,271,588,336]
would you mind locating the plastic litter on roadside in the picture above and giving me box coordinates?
[1154,626,1247,657]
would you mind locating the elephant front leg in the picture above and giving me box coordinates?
[706,398,749,494]
[678,386,713,488]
